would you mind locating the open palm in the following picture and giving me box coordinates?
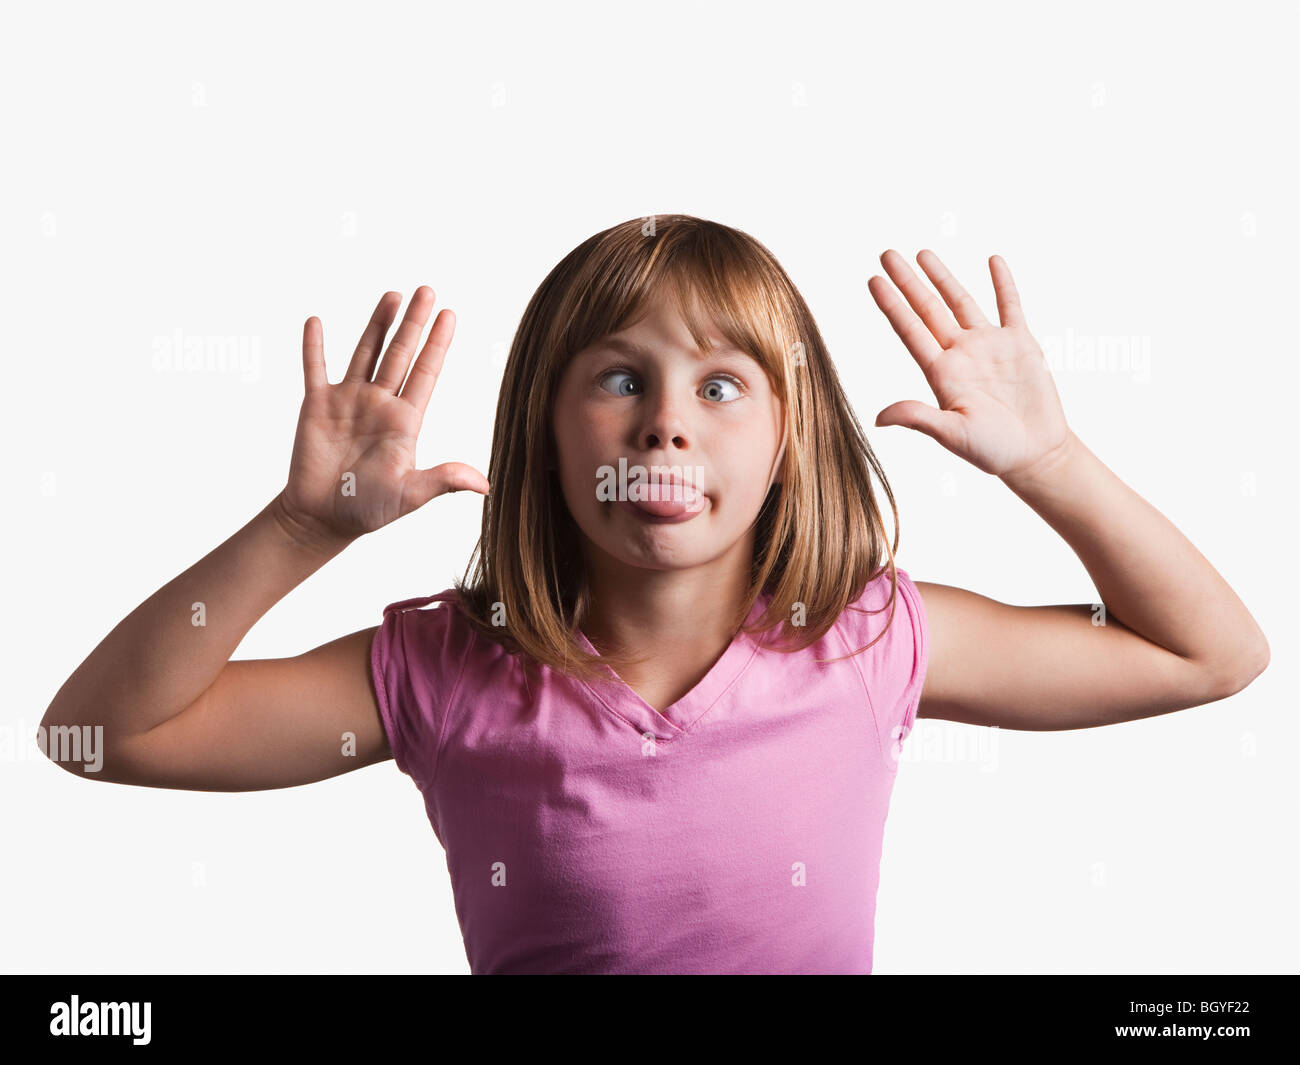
[278,287,490,548]
[868,250,1071,481]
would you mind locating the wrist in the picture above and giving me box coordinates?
[1000,429,1084,495]
[267,491,355,559]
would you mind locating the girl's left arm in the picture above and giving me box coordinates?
[868,249,1269,731]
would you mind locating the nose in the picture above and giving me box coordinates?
[636,387,689,452]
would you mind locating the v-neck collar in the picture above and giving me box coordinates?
[572,592,772,740]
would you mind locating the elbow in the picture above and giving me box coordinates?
[36,703,67,760]
[35,712,64,772]
[1209,638,1270,699]
[1241,635,1271,690]
[36,706,56,763]
[36,705,110,780]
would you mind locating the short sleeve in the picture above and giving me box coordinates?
[370,590,475,791]
[836,566,930,771]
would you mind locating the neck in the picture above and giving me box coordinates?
[578,537,757,658]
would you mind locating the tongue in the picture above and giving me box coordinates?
[631,484,704,515]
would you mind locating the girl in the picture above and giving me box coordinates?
[41,215,1269,975]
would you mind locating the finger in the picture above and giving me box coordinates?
[374,286,437,392]
[868,274,943,372]
[874,399,964,451]
[399,307,455,416]
[344,291,402,383]
[410,461,491,508]
[302,316,328,392]
[880,249,961,348]
[989,254,1026,329]
[915,250,991,329]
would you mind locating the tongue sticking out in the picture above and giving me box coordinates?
[630,482,705,516]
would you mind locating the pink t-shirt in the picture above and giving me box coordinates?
[370,565,928,974]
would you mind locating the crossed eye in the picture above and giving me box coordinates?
[599,369,743,403]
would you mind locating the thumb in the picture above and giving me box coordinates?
[409,462,491,507]
[874,400,959,447]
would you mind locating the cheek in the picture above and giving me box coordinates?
[552,416,603,501]
[558,409,624,478]
[721,419,776,464]
[715,423,781,498]
[552,393,590,453]
[556,408,609,462]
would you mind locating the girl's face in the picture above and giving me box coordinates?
[551,293,787,578]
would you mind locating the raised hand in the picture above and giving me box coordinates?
[274,286,490,550]
[867,250,1072,482]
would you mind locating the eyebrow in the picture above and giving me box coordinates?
[596,336,751,361]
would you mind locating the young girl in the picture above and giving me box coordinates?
[41,214,1269,975]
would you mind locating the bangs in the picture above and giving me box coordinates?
[552,222,803,404]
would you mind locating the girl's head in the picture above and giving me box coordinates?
[455,214,903,682]
[549,271,788,610]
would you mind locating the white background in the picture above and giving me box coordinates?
[4,0,1296,975]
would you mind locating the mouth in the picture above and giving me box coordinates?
[617,485,707,524]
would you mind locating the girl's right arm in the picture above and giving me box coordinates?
[39,287,489,792]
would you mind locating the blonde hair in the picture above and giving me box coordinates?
[451,213,905,687]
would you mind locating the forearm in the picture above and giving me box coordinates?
[1001,430,1269,683]
[42,492,350,739]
